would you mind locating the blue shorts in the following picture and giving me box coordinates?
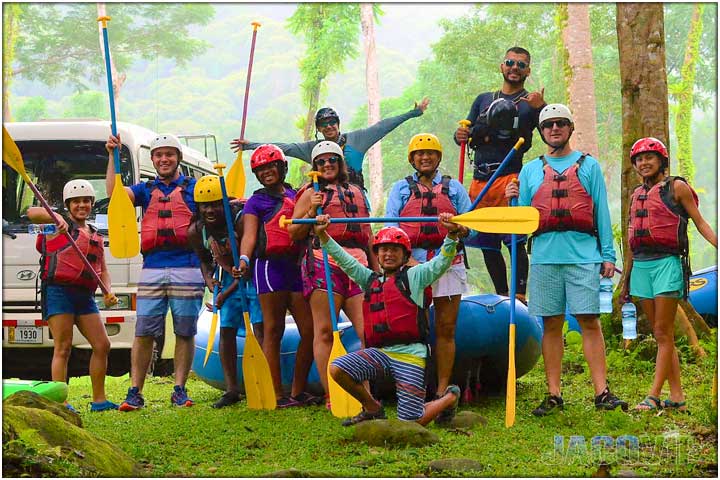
[136,267,205,338]
[42,283,99,321]
[218,272,263,332]
[528,263,601,317]
[630,256,684,299]
[464,233,527,251]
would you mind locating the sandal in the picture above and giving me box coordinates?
[341,406,386,427]
[634,395,662,411]
[662,399,689,413]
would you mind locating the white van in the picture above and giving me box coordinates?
[2,120,217,379]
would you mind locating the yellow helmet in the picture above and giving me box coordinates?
[407,133,442,162]
[194,175,223,203]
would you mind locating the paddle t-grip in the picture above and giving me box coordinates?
[97,15,110,27]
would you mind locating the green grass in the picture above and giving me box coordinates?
[69,336,718,477]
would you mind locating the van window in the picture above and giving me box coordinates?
[2,140,133,232]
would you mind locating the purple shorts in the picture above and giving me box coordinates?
[301,255,363,300]
[253,257,303,295]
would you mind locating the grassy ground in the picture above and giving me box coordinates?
[69,334,718,478]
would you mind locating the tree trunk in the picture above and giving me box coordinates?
[562,3,600,157]
[360,3,383,210]
[96,3,126,113]
[673,3,704,184]
[303,86,321,142]
[3,5,22,121]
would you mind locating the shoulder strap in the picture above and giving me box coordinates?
[576,153,588,166]
[405,175,421,198]
[396,267,420,307]
[539,155,547,166]
[440,175,452,195]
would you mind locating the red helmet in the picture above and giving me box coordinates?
[250,144,287,171]
[630,137,668,163]
[372,227,412,254]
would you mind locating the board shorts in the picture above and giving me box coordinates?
[331,347,427,421]
[630,255,684,299]
[431,262,469,298]
[136,267,205,337]
[528,263,601,317]
[465,173,527,250]
[217,271,263,332]
[253,256,303,295]
[301,255,363,300]
[42,283,99,321]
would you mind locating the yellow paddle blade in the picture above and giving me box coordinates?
[242,312,276,410]
[108,175,140,258]
[452,206,539,234]
[328,330,362,418]
[203,310,219,367]
[2,126,30,182]
[225,150,246,199]
[505,323,516,428]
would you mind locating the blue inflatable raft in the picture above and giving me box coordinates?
[192,294,543,394]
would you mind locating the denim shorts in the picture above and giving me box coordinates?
[630,256,683,299]
[528,263,601,317]
[218,272,263,331]
[42,283,99,321]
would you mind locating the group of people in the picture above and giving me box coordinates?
[33,46,716,424]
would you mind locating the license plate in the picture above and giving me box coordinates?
[8,326,43,344]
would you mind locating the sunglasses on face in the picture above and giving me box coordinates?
[504,59,528,70]
[317,119,338,128]
[314,155,340,167]
[540,119,572,130]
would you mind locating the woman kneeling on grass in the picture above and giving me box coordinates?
[623,138,717,413]
[313,214,461,426]
[29,180,119,412]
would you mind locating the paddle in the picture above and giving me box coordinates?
[469,137,525,211]
[457,119,471,184]
[307,171,362,418]
[214,163,275,410]
[203,267,221,367]
[3,126,111,294]
[97,16,139,259]
[280,206,539,235]
[505,195,519,428]
[226,21,262,199]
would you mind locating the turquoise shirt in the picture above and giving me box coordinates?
[518,151,616,265]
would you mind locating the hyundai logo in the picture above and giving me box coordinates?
[16,270,36,281]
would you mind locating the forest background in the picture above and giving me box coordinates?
[3,3,717,294]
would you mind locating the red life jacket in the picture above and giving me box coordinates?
[532,154,595,235]
[320,183,371,249]
[254,187,301,259]
[37,224,104,291]
[141,178,193,254]
[363,267,431,348]
[628,176,698,256]
[399,175,457,250]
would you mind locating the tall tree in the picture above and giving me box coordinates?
[2,4,24,120]
[360,3,383,209]
[561,3,600,157]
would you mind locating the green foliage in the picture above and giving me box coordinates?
[14,95,47,121]
[63,90,108,119]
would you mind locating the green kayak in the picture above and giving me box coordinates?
[2,379,68,403]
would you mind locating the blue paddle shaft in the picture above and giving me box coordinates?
[312,178,341,332]
[509,197,518,326]
[100,24,121,173]
[469,142,522,211]
[291,216,439,225]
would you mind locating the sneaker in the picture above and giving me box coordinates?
[119,387,145,412]
[532,394,564,416]
[64,402,78,413]
[435,384,462,425]
[90,400,119,412]
[291,391,324,406]
[341,406,387,427]
[171,385,194,407]
[595,387,628,411]
[212,391,242,409]
[277,396,302,408]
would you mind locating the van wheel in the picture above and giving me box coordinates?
[149,335,174,377]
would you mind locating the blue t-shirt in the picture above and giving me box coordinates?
[130,174,200,268]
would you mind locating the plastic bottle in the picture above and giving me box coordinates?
[598,277,614,313]
[621,299,638,340]
[27,224,57,235]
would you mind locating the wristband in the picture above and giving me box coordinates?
[239,255,250,265]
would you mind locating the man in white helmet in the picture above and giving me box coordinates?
[505,103,626,416]
[106,133,205,410]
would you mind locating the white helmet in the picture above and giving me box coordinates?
[311,141,344,163]
[539,104,574,125]
[63,179,95,203]
[150,133,183,156]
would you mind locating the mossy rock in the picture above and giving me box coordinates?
[353,419,439,447]
[4,390,82,427]
[2,404,142,477]
[427,458,484,474]
[437,411,488,429]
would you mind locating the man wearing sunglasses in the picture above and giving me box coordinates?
[454,46,545,304]
[231,99,430,192]
[505,103,626,416]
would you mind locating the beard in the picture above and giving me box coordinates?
[502,71,528,87]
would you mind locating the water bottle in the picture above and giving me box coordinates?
[27,224,57,235]
[598,277,614,313]
[621,299,638,340]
